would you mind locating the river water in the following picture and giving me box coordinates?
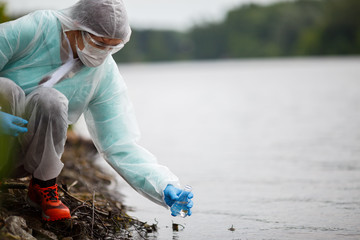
[75,57,360,239]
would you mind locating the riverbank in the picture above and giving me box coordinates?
[0,131,157,240]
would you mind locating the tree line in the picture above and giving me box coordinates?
[114,0,360,62]
[1,0,359,62]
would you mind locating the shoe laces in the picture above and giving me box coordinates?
[43,185,59,201]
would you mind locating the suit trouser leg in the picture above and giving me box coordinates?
[0,77,69,180]
[0,77,26,177]
[21,87,69,180]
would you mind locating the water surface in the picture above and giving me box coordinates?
[80,57,360,239]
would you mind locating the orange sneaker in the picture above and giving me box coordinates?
[27,180,71,221]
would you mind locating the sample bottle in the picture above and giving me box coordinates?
[171,185,192,217]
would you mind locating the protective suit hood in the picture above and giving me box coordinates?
[54,0,131,43]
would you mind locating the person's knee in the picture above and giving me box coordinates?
[27,87,68,119]
[0,77,26,110]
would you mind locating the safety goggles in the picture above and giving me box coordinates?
[82,31,125,54]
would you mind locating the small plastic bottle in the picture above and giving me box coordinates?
[171,185,192,217]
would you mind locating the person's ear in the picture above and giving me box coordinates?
[75,31,85,50]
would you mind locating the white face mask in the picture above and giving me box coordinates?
[76,32,111,67]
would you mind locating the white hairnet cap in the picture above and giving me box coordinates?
[55,0,131,43]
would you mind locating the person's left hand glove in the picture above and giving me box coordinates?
[164,184,194,216]
[0,111,28,137]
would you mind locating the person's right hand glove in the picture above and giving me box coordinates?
[164,184,194,216]
[0,111,28,137]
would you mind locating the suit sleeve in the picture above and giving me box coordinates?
[84,60,180,207]
[0,13,39,71]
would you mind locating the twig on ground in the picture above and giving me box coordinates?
[91,190,95,239]
[0,183,27,190]
[59,185,108,217]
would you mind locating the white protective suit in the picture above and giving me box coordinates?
[0,0,180,207]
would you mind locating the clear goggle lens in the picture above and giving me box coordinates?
[82,31,124,54]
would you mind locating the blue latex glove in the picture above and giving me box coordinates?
[0,111,28,137]
[164,184,194,216]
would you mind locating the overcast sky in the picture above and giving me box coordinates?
[2,0,282,30]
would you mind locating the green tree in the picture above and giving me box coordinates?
[115,0,360,62]
[298,0,360,55]
[113,29,192,62]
